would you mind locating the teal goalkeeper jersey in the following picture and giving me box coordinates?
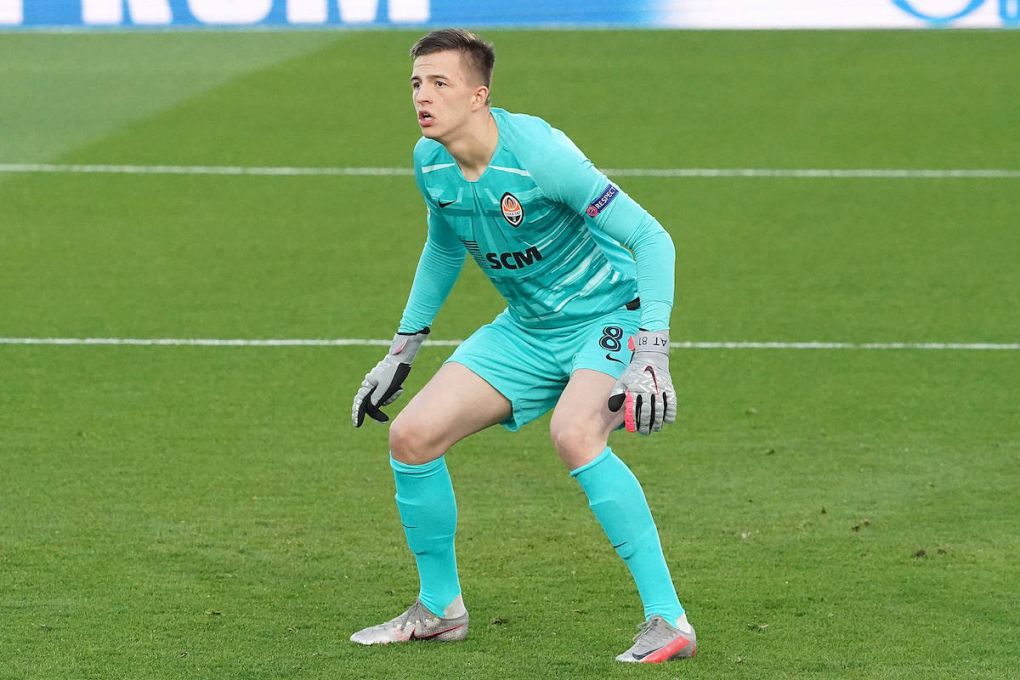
[398,108,675,333]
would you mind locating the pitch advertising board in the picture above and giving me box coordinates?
[1,0,1016,29]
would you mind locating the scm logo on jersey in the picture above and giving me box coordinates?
[485,247,543,270]
[500,192,524,227]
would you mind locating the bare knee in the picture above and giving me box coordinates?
[550,421,607,470]
[389,414,447,465]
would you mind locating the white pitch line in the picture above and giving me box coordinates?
[0,163,411,177]
[671,341,1020,350]
[1,338,1017,351]
[1,163,1019,179]
[606,168,1020,179]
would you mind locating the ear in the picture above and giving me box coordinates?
[471,85,489,111]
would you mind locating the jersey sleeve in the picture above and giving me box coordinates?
[397,207,466,334]
[396,154,467,333]
[524,125,676,331]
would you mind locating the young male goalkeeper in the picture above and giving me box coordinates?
[350,29,696,663]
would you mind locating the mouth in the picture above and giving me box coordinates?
[417,110,435,127]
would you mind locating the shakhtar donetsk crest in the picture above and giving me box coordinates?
[500,192,524,227]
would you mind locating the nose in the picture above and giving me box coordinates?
[414,84,431,104]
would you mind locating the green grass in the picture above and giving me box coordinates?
[1,30,1018,679]
[0,32,340,163]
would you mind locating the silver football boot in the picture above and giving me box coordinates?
[616,613,697,663]
[350,596,469,645]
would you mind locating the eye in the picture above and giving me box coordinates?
[436,81,446,88]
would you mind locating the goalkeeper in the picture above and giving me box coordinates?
[350,29,696,664]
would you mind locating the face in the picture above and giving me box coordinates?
[411,50,487,141]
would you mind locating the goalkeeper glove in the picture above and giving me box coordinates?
[352,328,429,427]
[607,330,676,436]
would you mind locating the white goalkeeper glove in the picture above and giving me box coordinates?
[607,330,676,436]
[352,328,429,427]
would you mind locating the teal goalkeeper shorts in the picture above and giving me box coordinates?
[446,305,641,432]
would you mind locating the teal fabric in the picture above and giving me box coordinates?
[572,447,685,622]
[397,215,466,334]
[446,306,640,431]
[398,107,675,334]
[391,456,461,616]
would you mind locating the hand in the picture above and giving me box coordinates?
[607,330,676,435]
[352,329,429,427]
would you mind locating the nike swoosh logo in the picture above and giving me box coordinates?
[438,199,456,208]
[605,353,625,365]
[409,623,465,640]
[643,366,658,391]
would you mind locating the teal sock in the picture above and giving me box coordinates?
[572,447,685,622]
[391,455,461,616]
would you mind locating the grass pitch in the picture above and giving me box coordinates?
[1,30,1018,679]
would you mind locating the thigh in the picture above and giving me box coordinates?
[447,313,568,432]
[390,362,512,462]
[549,369,625,469]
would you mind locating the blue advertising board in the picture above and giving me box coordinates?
[0,0,1016,29]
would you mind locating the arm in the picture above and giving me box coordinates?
[397,208,467,333]
[524,126,676,330]
[523,123,677,434]
[597,204,678,435]
[589,193,676,332]
[352,208,465,428]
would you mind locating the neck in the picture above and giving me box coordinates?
[443,109,498,181]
